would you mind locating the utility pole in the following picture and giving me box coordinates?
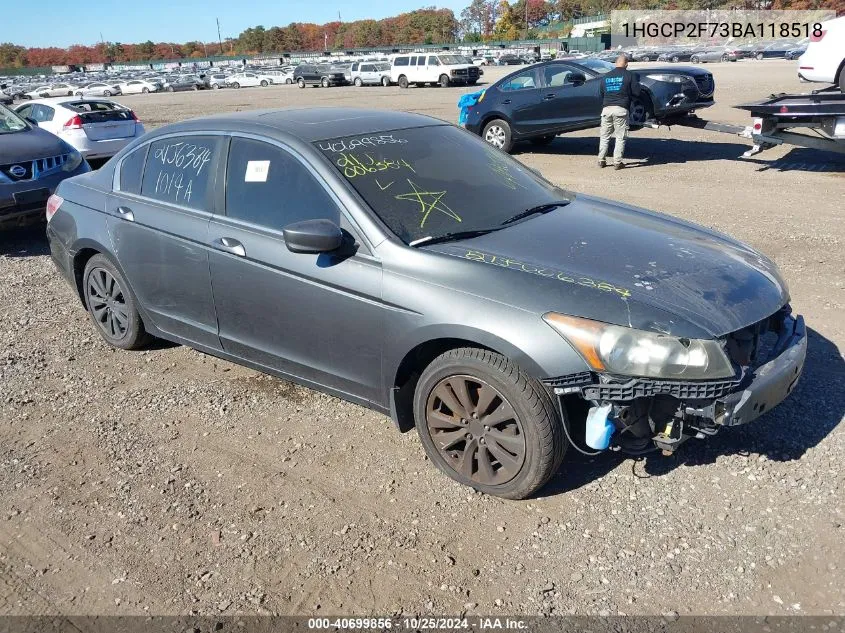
[524,0,529,40]
[217,18,224,55]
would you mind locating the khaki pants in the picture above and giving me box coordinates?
[598,106,629,164]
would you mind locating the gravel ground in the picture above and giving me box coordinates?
[0,59,843,617]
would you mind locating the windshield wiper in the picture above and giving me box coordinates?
[409,228,502,248]
[500,200,571,226]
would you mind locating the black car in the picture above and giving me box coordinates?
[0,103,89,229]
[464,58,715,153]
[293,64,346,88]
[45,107,805,499]
[498,55,529,65]
[657,49,698,63]
[754,41,799,60]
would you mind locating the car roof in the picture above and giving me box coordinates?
[149,107,446,143]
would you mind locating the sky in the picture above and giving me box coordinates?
[3,0,468,48]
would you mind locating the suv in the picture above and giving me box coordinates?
[390,53,479,88]
[351,62,391,87]
[0,103,89,229]
[294,64,346,88]
[798,15,845,90]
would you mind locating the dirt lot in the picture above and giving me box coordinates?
[1,59,843,618]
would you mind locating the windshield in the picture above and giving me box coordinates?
[438,55,467,65]
[0,104,28,134]
[316,126,570,244]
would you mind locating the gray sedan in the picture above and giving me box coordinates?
[45,108,806,499]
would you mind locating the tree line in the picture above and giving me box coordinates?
[1,0,841,69]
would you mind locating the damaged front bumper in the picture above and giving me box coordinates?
[544,311,807,454]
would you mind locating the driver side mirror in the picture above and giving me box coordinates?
[283,219,343,254]
[568,72,586,85]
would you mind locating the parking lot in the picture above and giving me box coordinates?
[0,59,843,617]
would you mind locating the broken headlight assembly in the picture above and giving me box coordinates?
[543,313,734,380]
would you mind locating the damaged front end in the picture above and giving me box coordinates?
[543,306,807,456]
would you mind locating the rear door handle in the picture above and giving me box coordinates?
[115,206,134,222]
[543,93,556,100]
[502,99,511,104]
[212,237,246,257]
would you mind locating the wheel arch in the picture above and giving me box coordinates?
[388,329,548,433]
[478,111,513,136]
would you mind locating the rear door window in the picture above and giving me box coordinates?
[139,136,223,211]
[119,144,149,195]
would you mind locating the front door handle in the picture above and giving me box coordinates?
[502,99,511,104]
[115,206,134,222]
[543,93,556,100]
[212,237,246,257]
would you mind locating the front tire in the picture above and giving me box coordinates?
[439,74,450,88]
[398,75,409,89]
[297,78,306,88]
[260,80,268,87]
[103,90,111,96]
[839,68,845,92]
[285,78,292,84]
[231,82,240,89]
[482,118,514,153]
[691,55,700,63]
[142,87,150,93]
[756,52,764,60]
[414,348,565,500]
[381,76,390,87]
[671,55,680,63]
[83,254,151,351]
[628,95,651,126]
[75,91,83,97]
[321,77,329,87]
[354,77,363,87]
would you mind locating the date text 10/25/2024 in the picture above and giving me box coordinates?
[308,617,529,630]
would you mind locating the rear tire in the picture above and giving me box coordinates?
[75,91,83,97]
[413,348,565,500]
[83,254,151,351]
[398,75,409,89]
[691,55,700,63]
[381,76,390,87]
[721,54,729,62]
[839,68,845,92]
[671,55,680,63]
[285,78,292,84]
[103,90,111,96]
[439,74,450,88]
[231,82,240,89]
[167,86,174,92]
[212,83,220,89]
[142,87,150,93]
[482,118,514,153]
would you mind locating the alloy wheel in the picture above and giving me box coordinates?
[629,100,647,125]
[425,375,526,486]
[484,125,506,148]
[86,268,129,340]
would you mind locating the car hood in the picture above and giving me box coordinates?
[424,194,788,339]
[641,65,710,77]
[0,126,68,163]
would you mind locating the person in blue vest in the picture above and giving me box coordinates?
[598,54,641,170]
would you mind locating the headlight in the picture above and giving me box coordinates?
[62,149,84,172]
[543,313,734,380]
[646,73,689,83]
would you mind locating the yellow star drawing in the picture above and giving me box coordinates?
[394,179,462,228]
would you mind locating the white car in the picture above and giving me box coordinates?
[798,15,845,90]
[117,79,162,94]
[350,62,391,86]
[262,68,296,84]
[389,53,480,88]
[24,83,78,99]
[226,73,272,88]
[14,98,145,160]
[73,82,121,97]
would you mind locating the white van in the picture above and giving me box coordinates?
[390,53,480,88]
[797,15,845,90]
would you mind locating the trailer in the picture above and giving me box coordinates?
[648,86,845,158]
